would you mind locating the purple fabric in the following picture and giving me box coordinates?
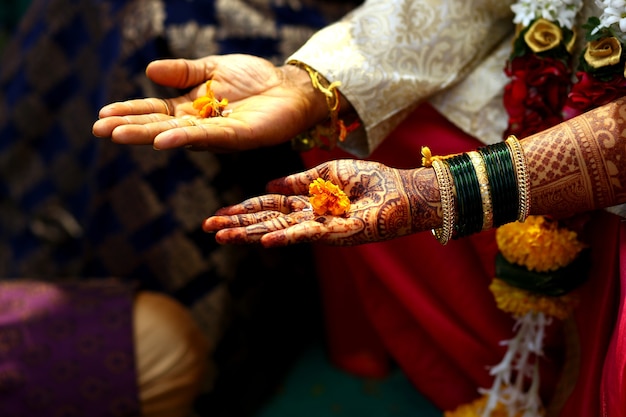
[0,280,139,417]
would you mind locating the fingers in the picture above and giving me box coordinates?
[93,97,185,140]
[204,211,284,232]
[92,113,173,141]
[262,217,364,247]
[93,111,240,150]
[258,220,327,247]
[203,195,310,232]
[212,211,316,244]
[146,58,212,89]
[153,117,244,151]
[213,216,365,247]
[210,195,310,216]
[203,195,313,242]
[97,98,174,119]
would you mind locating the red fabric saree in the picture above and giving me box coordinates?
[300,103,625,416]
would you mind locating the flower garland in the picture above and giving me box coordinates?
[503,0,580,138]
[443,1,626,416]
[445,218,589,417]
[563,0,626,118]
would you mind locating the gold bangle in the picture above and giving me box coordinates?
[505,135,530,222]
[431,158,456,245]
[288,60,351,151]
[467,151,493,230]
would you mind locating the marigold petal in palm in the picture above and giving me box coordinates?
[308,178,351,216]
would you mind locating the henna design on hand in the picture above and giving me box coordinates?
[399,167,442,232]
[205,158,447,247]
[524,97,626,218]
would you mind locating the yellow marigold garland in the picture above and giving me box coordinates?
[445,394,524,417]
[449,215,587,417]
[489,278,578,320]
[447,1,602,415]
[491,215,585,319]
[496,215,586,273]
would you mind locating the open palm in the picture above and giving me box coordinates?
[92,54,323,152]
[203,159,437,247]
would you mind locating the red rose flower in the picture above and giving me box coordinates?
[503,54,572,138]
[562,71,626,119]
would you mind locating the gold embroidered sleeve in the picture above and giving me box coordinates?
[287,0,514,157]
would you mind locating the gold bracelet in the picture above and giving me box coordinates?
[431,158,456,245]
[505,135,530,222]
[288,60,352,151]
[467,151,493,230]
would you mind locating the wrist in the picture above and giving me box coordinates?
[419,138,530,245]
[280,62,329,126]
[402,167,444,233]
[284,60,359,151]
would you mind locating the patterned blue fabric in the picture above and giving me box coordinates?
[0,0,361,415]
[0,0,357,291]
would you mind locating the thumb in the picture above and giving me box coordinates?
[146,58,210,89]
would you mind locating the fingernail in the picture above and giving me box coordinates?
[154,133,175,150]
[153,136,169,150]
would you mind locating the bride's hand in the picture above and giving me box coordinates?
[203,159,441,247]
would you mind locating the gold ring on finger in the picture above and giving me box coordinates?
[159,98,171,116]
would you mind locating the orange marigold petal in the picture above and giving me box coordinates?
[192,96,211,110]
[192,81,228,118]
[308,178,350,216]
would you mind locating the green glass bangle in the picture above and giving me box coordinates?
[479,143,519,227]
[462,154,484,235]
[447,153,482,237]
[446,158,465,235]
[492,144,519,225]
[486,145,513,226]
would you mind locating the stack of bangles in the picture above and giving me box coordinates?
[423,135,530,245]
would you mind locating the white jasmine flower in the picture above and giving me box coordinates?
[478,312,548,417]
[594,0,626,33]
[512,0,583,29]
